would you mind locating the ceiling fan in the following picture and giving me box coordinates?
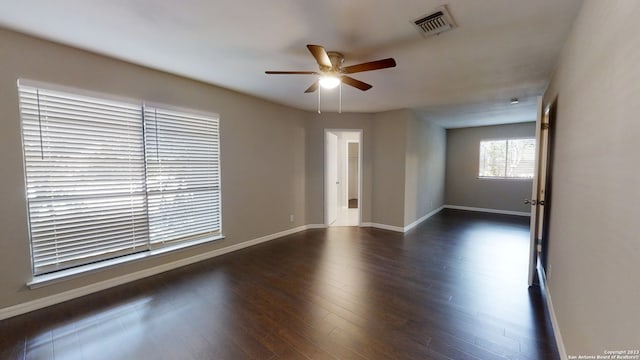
[265,44,396,93]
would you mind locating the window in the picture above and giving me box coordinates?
[479,138,535,179]
[18,81,222,275]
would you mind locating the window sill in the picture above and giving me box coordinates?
[477,177,534,181]
[27,235,225,289]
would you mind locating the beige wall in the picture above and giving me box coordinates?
[542,0,640,355]
[404,111,446,226]
[0,29,308,309]
[445,123,535,213]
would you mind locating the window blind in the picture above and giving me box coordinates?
[19,82,223,276]
[19,84,148,274]
[144,106,222,245]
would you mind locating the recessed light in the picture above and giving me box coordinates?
[510,98,519,105]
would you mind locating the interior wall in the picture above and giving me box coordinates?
[370,110,408,228]
[0,28,308,309]
[404,111,447,226]
[347,142,359,200]
[445,122,535,213]
[542,0,640,354]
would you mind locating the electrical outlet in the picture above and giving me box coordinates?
[289,214,294,223]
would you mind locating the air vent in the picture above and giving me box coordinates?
[412,5,456,37]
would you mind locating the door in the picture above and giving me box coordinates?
[325,131,339,225]
[527,97,553,286]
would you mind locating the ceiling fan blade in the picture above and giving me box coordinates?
[304,80,319,93]
[265,71,319,75]
[342,58,397,74]
[341,76,372,91]
[307,44,332,69]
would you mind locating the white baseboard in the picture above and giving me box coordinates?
[404,206,444,232]
[360,222,405,233]
[539,266,568,360]
[444,205,530,217]
[361,206,445,233]
[0,224,318,321]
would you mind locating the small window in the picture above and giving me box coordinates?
[479,138,535,179]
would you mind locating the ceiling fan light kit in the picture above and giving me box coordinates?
[319,75,340,89]
[265,44,396,113]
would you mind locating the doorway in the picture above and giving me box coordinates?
[324,130,362,227]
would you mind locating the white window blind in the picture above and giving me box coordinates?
[19,82,222,276]
[479,138,536,178]
[144,106,222,245]
[19,84,148,274]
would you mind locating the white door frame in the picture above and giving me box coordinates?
[528,96,551,286]
[324,129,363,226]
[325,131,339,226]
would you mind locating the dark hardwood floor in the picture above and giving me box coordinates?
[0,209,559,360]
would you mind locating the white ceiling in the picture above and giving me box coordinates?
[0,0,583,128]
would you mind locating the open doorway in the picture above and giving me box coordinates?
[324,130,362,227]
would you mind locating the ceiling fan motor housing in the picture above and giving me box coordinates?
[326,51,344,72]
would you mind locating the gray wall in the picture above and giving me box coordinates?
[404,111,446,226]
[347,143,358,199]
[371,110,408,228]
[0,28,308,309]
[445,123,535,213]
[306,109,446,229]
[542,0,640,354]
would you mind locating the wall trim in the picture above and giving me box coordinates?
[404,206,444,233]
[361,222,405,233]
[444,205,530,217]
[539,266,568,360]
[361,206,444,233]
[0,224,318,321]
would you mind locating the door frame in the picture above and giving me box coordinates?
[528,96,553,286]
[324,129,363,227]
[325,131,339,226]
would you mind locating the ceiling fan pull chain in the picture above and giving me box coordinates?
[339,82,342,114]
[317,86,321,114]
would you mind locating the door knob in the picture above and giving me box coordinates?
[538,200,545,206]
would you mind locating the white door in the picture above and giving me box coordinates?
[528,97,552,285]
[325,132,339,225]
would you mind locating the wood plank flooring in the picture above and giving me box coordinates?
[0,209,559,359]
